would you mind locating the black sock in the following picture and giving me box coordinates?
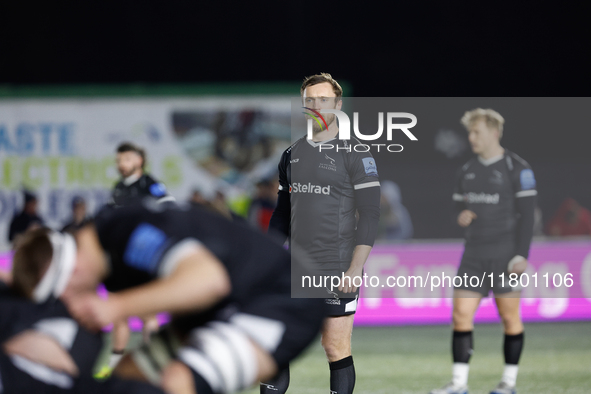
[504,332,524,365]
[329,356,355,394]
[260,366,290,394]
[452,330,473,363]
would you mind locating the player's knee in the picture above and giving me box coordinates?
[160,361,196,394]
[452,308,474,328]
[321,335,351,362]
[498,310,522,330]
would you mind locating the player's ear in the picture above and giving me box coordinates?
[336,98,343,110]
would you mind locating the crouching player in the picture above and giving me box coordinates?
[0,229,164,394]
[58,200,326,394]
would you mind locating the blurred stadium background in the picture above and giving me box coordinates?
[1,2,590,393]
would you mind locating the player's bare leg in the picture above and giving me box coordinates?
[322,314,355,394]
[431,290,482,394]
[491,293,524,393]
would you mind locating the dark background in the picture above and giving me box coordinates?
[1,1,589,238]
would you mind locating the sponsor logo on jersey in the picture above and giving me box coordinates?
[465,192,499,204]
[290,182,331,195]
[362,157,378,176]
[290,158,299,163]
[520,169,536,190]
[464,172,475,180]
[325,298,341,305]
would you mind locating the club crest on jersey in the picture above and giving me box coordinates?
[319,154,337,171]
[489,170,504,185]
[362,157,378,176]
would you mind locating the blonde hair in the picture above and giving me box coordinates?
[461,108,505,138]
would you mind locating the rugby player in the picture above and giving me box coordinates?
[0,229,164,394]
[430,109,536,394]
[264,73,381,394]
[44,199,325,394]
[112,142,174,206]
[106,141,174,377]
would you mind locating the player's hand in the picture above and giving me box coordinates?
[457,210,477,227]
[508,255,528,275]
[339,267,363,293]
[67,293,123,332]
[142,314,160,344]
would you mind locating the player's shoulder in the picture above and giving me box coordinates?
[459,157,478,172]
[504,150,532,171]
[285,137,306,154]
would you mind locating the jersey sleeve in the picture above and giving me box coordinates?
[276,149,290,193]
[510,156,537,258]
[96,206,201,282]
[346,148,381,246]
[452,167,467,212]
[346,148,380,191]
[145,175,176,204]
[511,161,538,199]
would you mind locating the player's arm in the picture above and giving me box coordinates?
[510,166,537,273]
[340,151,381,293]
[70,244,231,331]
[452,166,477,227]
[3,330,79,376]
[268,150,290,241]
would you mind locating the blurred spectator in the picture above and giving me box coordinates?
[544,198,591,236]
[61,196,88,233]
[247,179,277,231]
[377,181,413,240]
[8,190,44,246]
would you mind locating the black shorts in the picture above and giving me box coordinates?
[133,295,326,392]
[456,251,521,296]
[315,262,361,316]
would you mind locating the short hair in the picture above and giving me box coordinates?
[11,228,53,299]
[301,73,343,98]
[116,142,146,168]
[460,108,505,138]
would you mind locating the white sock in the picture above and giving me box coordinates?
[108,352,124,369]
[452,363,469,386]
[501,365,519,387]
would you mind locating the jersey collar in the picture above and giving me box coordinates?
[478,153,504,167]
[306,137,337,148]
[123,173,141,186]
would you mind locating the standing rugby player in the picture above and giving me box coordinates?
[265,73,381,394]
[431,109,536,394]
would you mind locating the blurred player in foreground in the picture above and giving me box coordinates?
[102,141,174,378]
[0,229,164,394]
[54,200,324,394]
[431,109,536,394]
[264,73,381,394]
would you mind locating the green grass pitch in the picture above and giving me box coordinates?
[244,322,591,394]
